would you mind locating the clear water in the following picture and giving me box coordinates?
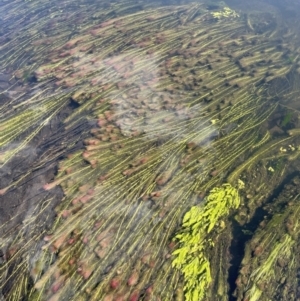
[0,0,300,300]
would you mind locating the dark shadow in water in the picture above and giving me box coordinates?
[228,170,300,300]
[0,93,91,298]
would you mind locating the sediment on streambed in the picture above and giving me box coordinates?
[0,88,91,301]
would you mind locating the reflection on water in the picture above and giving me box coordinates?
[1,0,300,300]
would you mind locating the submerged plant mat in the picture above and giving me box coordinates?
[1,0,300,300]
[172,184,240,301]
[234,176,300,301]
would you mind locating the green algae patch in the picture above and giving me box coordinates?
[172,183,240,301]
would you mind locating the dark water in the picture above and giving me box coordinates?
[1,1,300,301]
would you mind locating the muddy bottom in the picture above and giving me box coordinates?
[0,79,91,296]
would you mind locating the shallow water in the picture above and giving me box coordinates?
[1,0,300,300]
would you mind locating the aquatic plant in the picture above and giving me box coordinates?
[172,183,240,301]
[211,6,239,19]
[232,174,300,301]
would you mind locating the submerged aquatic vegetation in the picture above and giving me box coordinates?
[234,177,300,301]
[1,0,300,300]
[172,184,240,301]
[0,88,73,167]
[211,6,239,19]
